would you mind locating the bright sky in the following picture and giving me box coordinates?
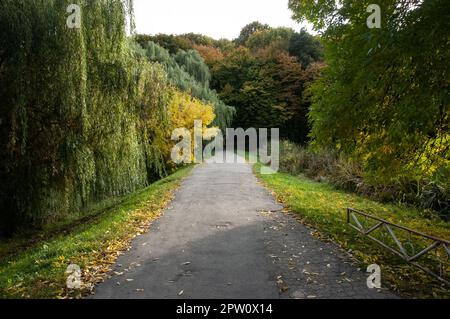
[134,0,312,40]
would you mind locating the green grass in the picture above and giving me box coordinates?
[0,166,193,299]
[254,162,450,299]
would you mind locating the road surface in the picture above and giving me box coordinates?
[93,155,395,299]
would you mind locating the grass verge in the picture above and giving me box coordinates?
[254,163,450,299]
[0,166,193,299]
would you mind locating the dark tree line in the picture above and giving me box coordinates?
[141,23,324,144]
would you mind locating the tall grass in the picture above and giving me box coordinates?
[279,140,450,220]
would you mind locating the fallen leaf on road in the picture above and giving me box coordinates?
[280,285,289,293]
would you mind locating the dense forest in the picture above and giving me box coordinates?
[136,24,324,144]
[1,0,449,236]
[137,0,450,219]
[0,0,232,234]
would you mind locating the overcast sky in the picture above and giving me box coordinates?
[133,0,312,40]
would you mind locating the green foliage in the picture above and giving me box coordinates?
[174,49,211,86]
[179,33,216,47]
[0,0,172,233]
[245,27,294,52]
[288,29,324,67]
[134,33,233,55]
[279,140,450,219]
[214,51,280,129]
[140,41,235,131]
[255,161,450,298]
[290,0,450,182]
[211,45,321,143]
[235,21,270,46]
[0,166,193,298]
[134,33,191,54]
[213,38,235,53]
[135,25,324,140]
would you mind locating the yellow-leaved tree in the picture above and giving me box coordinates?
[167,90,219,165]
[169,90,216,130]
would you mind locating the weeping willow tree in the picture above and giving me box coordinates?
[0,0,171,233]
[140,41,235,132]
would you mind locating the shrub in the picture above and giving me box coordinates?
[279,140,450,220]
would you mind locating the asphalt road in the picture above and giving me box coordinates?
[93,156,396,299]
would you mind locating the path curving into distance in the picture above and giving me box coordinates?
[93,154,396,299]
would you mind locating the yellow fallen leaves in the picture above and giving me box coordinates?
[276,276,289,293]
[72,192,177,298]
[52,255,67,268]
[0,168,195,299]
[254,163,450,298]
